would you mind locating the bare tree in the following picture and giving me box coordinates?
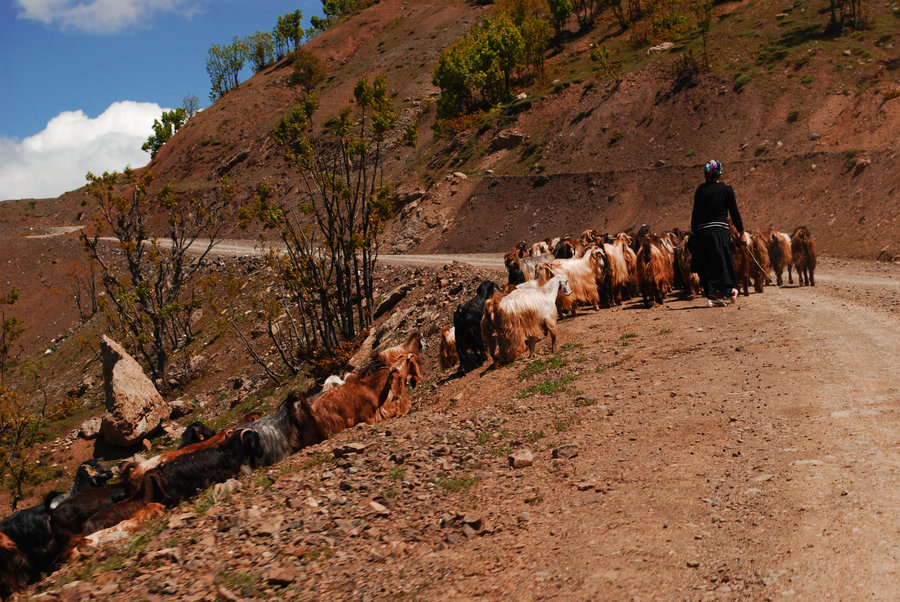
[80,168,234,388]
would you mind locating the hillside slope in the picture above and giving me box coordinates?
[2,1,900,598]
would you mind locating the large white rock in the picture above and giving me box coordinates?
[99,335,169,447]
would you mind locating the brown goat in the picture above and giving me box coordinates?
[791,226,816,286]
[598,242,631,306]
[730,226,753,296]
[636,236,674,306]
[550,247,604,317]
[675,233,702,299]
[310,354,417,438]
[765,228,793,286]
[377,332,424,368]
[438,326,458,370]
[611,233,638,299]
[749,231,772,293]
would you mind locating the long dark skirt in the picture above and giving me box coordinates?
[691,227,737,299]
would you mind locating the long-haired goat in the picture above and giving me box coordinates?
[675,233,702,299]
[552,237,583,259]
[123,428,235,488]
[81,472,165,535]
[1,491,68,591]
[47,459,114,510]
[439,326,458,370]
[0,531,28,598]
[310,355,417,438]
[376,332,425,371]
[730,226,753,296]
[765,228,793,286]
[1,460,113,587]
[550,247,604,317]
[791,226,816,286]
[749,231,772,293]
[243,390,324,468]
[598,242,631,306]
[149,429,263,506]
[612,233,638,299]
[637,236,674,306]
[487,273,572,366]
[454,280,502,373]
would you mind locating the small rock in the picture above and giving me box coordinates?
[369,501,390,516]
[258,517,283,536]
[552,444,580,459]
[462,514,483,530]
[264,567,295,586]
[333,442,369,458]
[509,448,534,469]
[79,417,102,440]
[687,560,700,568]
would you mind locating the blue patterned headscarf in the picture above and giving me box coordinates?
[704,159,723,180]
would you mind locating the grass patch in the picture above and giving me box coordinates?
[597,354,631,373]
[302,547,335,562]
[302,451,333,470]
[516,375,578,399]
[525,429,545,443]
[435,476,479,492]
[553,414,579,432]
[217,570,263,595]
[389,467,404,480]
[519,355,565,379]
[733,74,751,91]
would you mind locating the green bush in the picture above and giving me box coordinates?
[733,74,751,91]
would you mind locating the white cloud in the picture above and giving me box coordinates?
[0,101,165,202]
[15,0,205,34]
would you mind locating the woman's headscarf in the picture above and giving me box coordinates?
[704,159,723,180]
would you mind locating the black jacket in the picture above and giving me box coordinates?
[691,181,743,233]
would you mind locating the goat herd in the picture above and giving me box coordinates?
[440,224,817,373]
[0,223,817,597]
[0,338,425,598]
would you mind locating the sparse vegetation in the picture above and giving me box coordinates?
[435,476,479,492]
[516,375,578,398]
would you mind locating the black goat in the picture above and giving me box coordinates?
[48,481,133,556]
[179,421,217,448]
[82,472,165,534]
[149,429,262,506]
[242,391,322,468]
[0,491,64,591]
[453,280,501,373]
[0,459,113,591]
[49,459,114,509]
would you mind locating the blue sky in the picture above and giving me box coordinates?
[0,0,322,201]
